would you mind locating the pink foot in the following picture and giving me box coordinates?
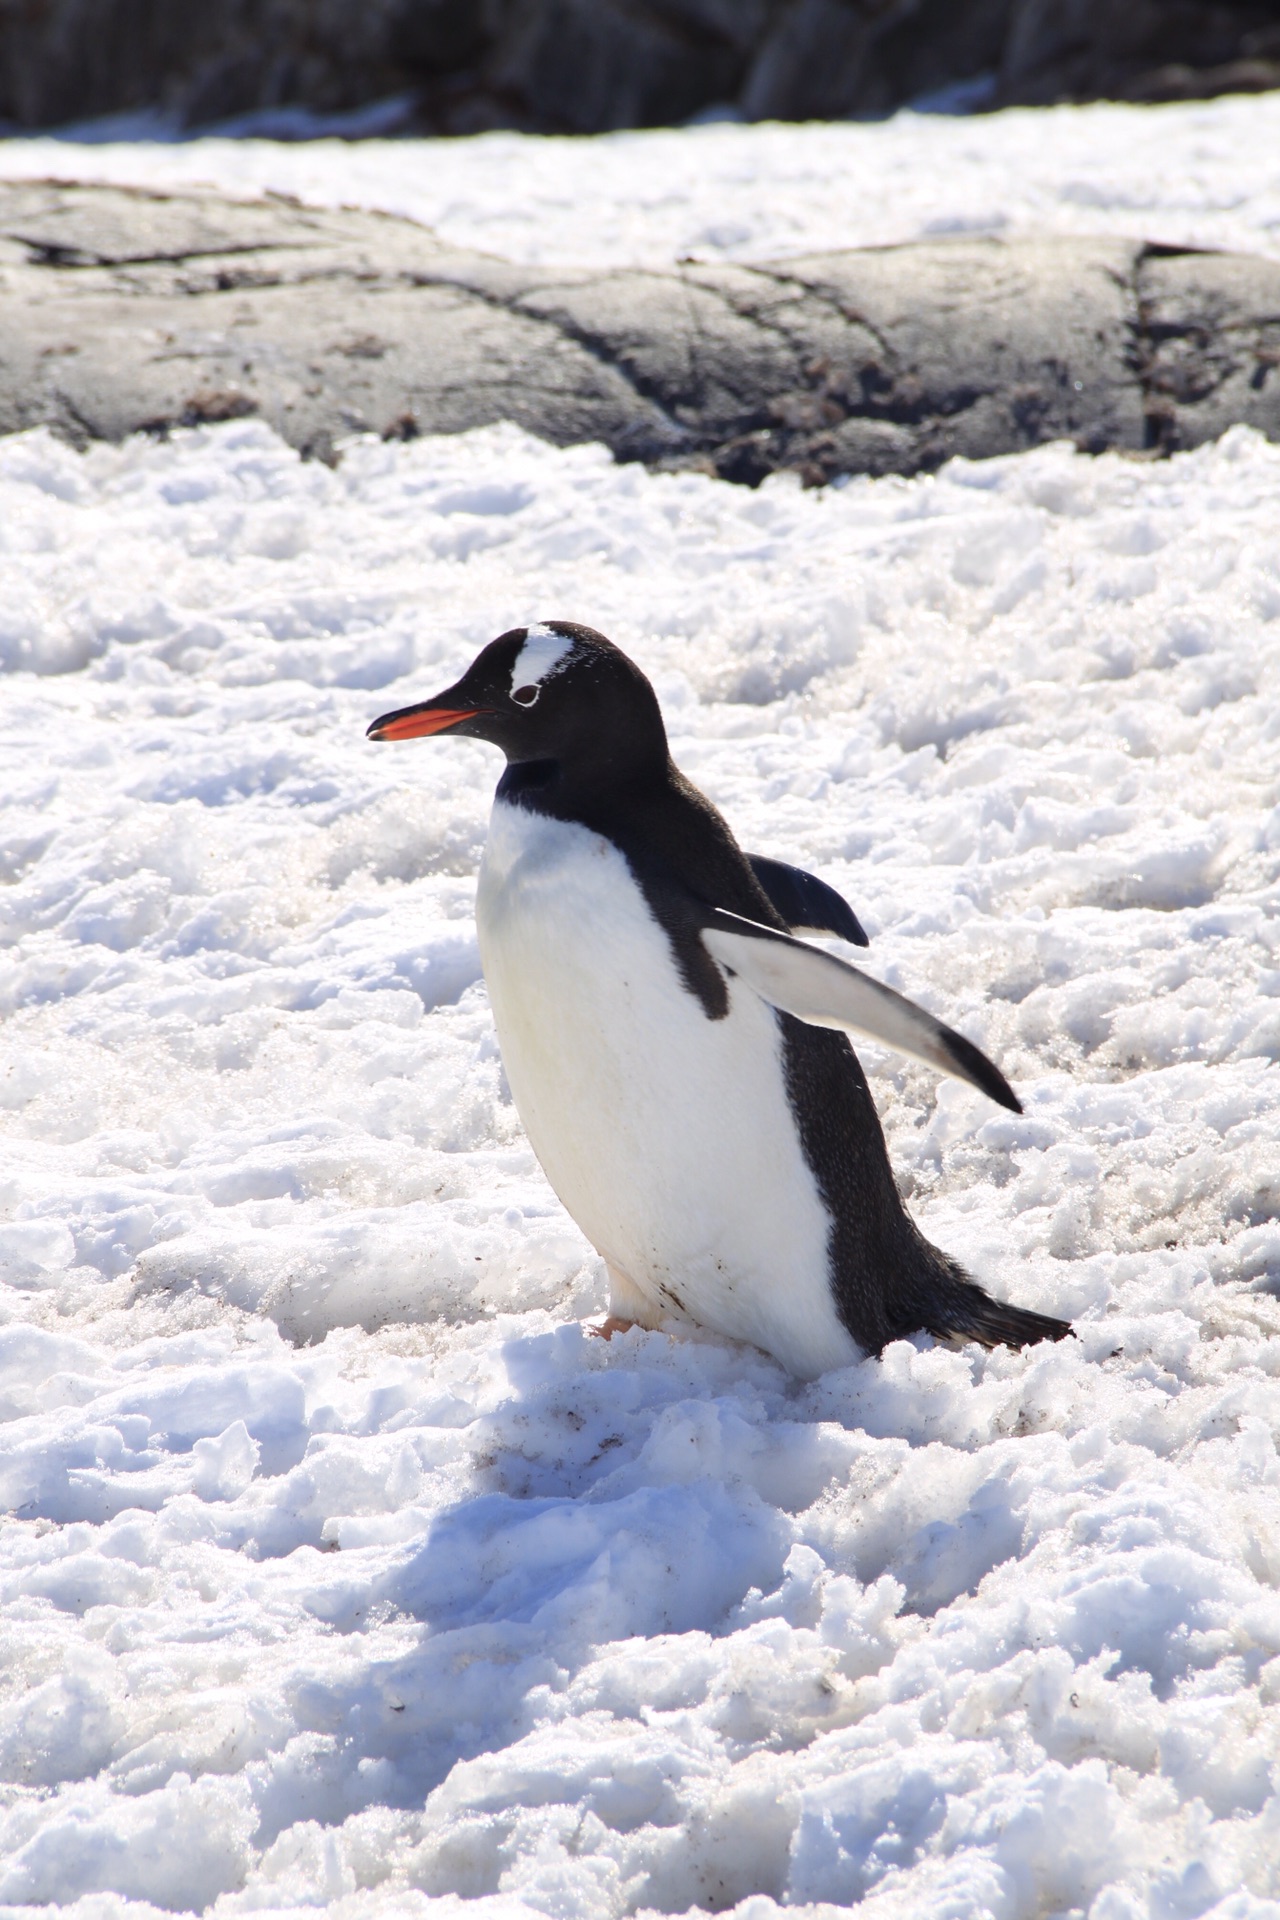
[588,1315,637,1341]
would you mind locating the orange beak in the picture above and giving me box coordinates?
[367,705,487,742]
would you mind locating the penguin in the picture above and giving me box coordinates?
[369,621,1070,1379]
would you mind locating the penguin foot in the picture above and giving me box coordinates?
[589,1315,637,1341]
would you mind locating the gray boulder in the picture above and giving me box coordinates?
[2,180,1279,482]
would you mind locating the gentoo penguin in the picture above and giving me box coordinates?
[369,621,1070,1379]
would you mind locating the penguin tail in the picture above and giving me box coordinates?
[926,1283,1073,1353]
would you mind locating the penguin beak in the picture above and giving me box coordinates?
[367,700,489,742]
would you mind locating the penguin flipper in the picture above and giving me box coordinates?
[746,855,869,946]
[701,910,1022,1114]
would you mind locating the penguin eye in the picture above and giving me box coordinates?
[512,685,539,707]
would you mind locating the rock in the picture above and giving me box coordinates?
[3,181,1280,483]
[1137,247,1280,454]
[487,0,746,134]
[0,0,407,129]
[386,0,490,76]
[744,0,1012,122]
[996,0,1280,104]
[741,1,875,122]
[2,0,1278,134]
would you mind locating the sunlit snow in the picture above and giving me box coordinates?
[4,92,1280,269]
[2,107,1280,1920]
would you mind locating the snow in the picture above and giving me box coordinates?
[1,103,1280,1920]
[3,91,1280,270]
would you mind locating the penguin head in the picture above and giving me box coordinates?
[367,622,668,784]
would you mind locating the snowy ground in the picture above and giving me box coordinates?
[2,92,1280,270]
[2,104,1280,1920]
[3,413,1280,1919]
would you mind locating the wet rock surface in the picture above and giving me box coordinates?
[3,180,1280,481]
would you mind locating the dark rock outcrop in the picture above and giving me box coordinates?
[3,181,1280,484]
[1,0,1279,136]
[998,0,1280,107]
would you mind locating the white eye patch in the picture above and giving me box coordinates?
[509,623,574,703]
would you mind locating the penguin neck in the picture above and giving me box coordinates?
[496,728,673,826]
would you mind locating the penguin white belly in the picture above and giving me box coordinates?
[476,798,861,1379]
